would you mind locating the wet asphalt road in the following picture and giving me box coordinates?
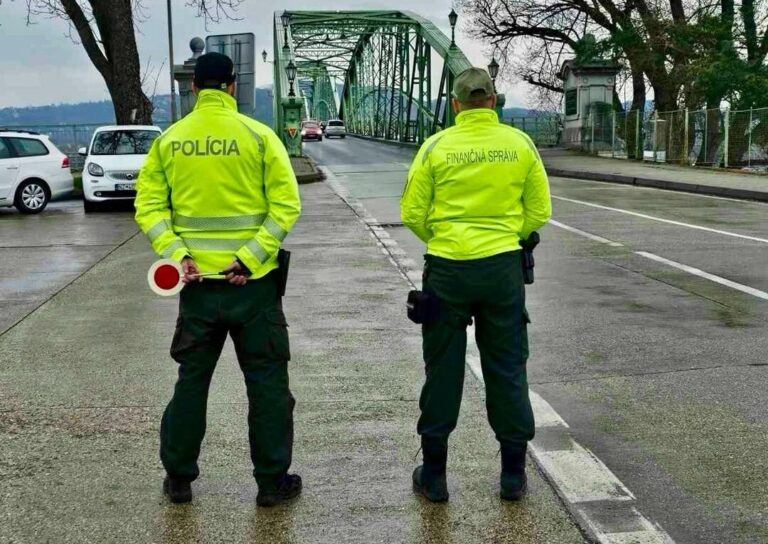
[0,200,138,335]
[0,183,585,543]
[305,137,768,544]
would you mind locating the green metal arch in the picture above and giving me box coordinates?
[274,10,473,144]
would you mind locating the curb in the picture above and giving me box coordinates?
[291,155,325,184]
[547,168,768,203]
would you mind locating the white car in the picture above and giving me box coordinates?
[324,119,347,139]
[0,129,74,213]
[80,125,162,213]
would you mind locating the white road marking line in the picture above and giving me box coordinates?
[551,219,768,302]
[552,195,768,244]
[549,174,768,206]
[323,165,674,543]
[636,251,768,301]
[550,219,624,246]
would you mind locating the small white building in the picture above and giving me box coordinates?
[558,60,620,150]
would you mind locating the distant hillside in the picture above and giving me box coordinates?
[0,89,275,127]
[0,89,546,129]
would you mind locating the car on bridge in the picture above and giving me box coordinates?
[0,129,74,214]
[324,120,346,139]
[79,125,162,213]
[301,121,323,142]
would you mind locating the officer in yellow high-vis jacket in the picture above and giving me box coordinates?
[135,53,302,507]
[401,67,551,503]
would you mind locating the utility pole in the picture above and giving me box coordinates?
[167,0,178,123]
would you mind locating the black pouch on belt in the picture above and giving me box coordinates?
[276,249,291,298]
[407,290,442,324]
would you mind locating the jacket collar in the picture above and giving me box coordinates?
[455,108,499,125]
[194,89,238,111]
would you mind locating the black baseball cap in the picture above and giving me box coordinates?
[194,52,237,90]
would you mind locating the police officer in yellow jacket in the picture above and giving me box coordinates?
[401,67,551,502]
[135,53,302,506]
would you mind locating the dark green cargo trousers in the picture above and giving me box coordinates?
[160,272,294,489]
[418,250,534,446]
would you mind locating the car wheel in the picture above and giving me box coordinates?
[14,179,50,214]
[341,135,346,139]
[83,198,100,213]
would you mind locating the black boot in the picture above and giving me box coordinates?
[412,437,449,502]
[500,442,527,501]
[163,476,192,504]
[256,474,303,507]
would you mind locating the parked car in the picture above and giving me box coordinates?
[301,121,323,142]
[324,119,347,139]
[0,129,74,214]
[80,125,162,213]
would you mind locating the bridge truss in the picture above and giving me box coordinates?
[273,11,472,145]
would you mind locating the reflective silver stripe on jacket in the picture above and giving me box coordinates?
[173,213,267,231]
[243,239,270,264]
[161,239,187,258]
[263,216,288,242]
[180,237,251,251]
[147,218,172,242]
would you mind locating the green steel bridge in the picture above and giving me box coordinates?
[272,10,474,155]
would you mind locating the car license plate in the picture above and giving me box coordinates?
[116,183,135,191]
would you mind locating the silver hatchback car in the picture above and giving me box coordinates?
[324,119,346,139]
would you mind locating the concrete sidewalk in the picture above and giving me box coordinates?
[0,181,583,543]
[542,148,768,202]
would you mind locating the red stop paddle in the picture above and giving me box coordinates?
[148,259,185,296]
[148,259,227,296]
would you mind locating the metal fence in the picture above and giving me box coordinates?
[583,107,768,170]
[507,115,562,147]
[1,122,171,170]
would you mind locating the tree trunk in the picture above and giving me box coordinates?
[90,0,153,124]
[625,68,646,159]
[651,82,678,113]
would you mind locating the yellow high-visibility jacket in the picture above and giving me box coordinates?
[135,90,301,279]
[401,108,551,260]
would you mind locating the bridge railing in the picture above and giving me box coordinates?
[581,106,768,170]
[506,115,563,147]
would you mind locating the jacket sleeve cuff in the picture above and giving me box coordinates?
[170,246,190,263]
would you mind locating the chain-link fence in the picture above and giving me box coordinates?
[507,115,563,147]
[581,106,768,170]
[1,122,171,170]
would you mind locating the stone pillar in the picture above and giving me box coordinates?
[174,38,205,118]
[281,96,304,158]
[557,60,621,151]
[495,93,506,122]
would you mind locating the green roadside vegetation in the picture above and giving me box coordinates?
[73,171,83,197]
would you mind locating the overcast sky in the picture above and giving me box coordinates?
[0,0,533,110]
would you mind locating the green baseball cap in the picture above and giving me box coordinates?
[452,67,495,102]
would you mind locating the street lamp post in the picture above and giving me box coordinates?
[487,57,505,120]
[286,61,297,97]
[281,11,290,43]
[166,0,177,123]
[448,9,458,48]
[488,57,500,91]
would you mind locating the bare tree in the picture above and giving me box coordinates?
[458,0,714,113]
[14,0,240,124]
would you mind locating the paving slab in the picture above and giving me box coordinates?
[0,181,584,543]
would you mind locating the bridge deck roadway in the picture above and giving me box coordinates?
[305,137,768,544]
[0,184,583,541]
